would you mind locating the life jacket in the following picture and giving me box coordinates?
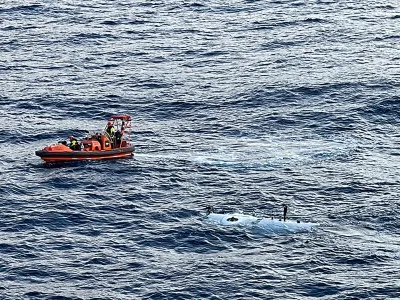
[106,125,115,136]
[70,138,79,150]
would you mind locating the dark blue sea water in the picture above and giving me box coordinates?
[1,0,400,299]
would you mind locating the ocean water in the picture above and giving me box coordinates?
[1,0,400,299]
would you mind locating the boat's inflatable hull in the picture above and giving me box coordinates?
[207,213,258,226]
[257,218,319,231]
[35,146,135,163]
[207,213,319,232]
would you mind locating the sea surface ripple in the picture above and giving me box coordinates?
[1,0,399,299]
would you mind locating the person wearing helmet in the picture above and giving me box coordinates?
[69,136,80,150]
[105,121,115,141]
[106,122,115,135]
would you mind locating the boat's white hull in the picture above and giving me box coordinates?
[207,213,258,226]
[207,213,319,232]
[257,218,319,231]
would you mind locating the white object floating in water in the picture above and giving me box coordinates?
[207,213,319,232]
[207,213,258,226]
[257,218,319,231]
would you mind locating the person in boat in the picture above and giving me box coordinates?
[94,133,101,142]
[114,130,122,148]
[105,122,115,147]
[206,206,213,216]
[227,216,239,222]
[106,122,115,138]
[283,204,288,221]
[69,136,80,151]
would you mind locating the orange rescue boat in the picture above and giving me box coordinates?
[36,115,135,163]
